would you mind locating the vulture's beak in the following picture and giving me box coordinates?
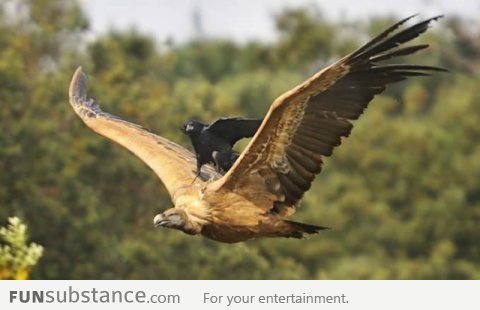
[153,214,169,227]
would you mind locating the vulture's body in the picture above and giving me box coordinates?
[68,16,446,243]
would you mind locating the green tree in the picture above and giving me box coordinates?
[0,217,43,279]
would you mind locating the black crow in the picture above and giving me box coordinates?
[181,117,262,176]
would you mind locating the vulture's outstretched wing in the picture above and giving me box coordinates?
[207,117,263,146]
[69,67,221,199]
[212,15,446,215]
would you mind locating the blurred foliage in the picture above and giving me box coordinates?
[0,217,43,279]
[0,0,479,279]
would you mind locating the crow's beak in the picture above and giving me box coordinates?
[153,214,169,227]
[182,124,194,134]
[180,125,186,134]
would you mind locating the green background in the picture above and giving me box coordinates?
[1,0,479,279]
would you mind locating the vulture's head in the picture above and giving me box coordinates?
[181,119,205,136]
[153,208,195,234]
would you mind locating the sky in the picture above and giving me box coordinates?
[79,0,480,43]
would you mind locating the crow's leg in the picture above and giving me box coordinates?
[192,157,203,183]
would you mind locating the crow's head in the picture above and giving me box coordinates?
[181,119,205,136]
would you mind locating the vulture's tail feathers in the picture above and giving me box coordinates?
[283,220,329,239]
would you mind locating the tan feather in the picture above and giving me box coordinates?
[69,67,221,201]
[211,15,446,214]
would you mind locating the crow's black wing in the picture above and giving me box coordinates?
[207,117,263,146]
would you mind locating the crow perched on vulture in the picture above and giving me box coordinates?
[181,118,262,176]
[69,15,446,243]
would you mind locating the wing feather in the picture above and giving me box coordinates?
[207,117,262,146]
[69,67,220,199]
[211,16,446,215]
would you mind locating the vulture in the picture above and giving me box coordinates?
[69,15,446,243]
[181,117,262,175]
